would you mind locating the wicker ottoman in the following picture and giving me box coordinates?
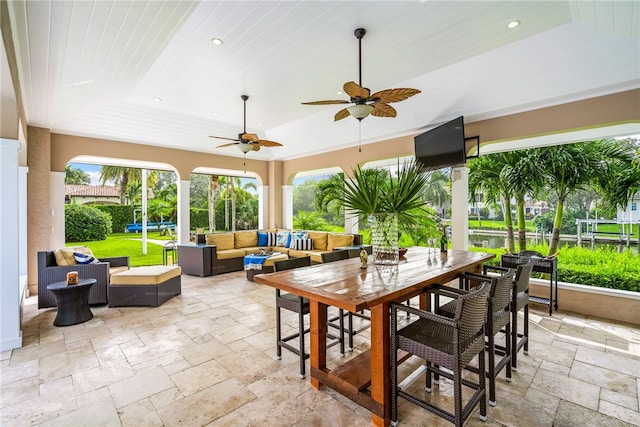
[109,266,181,307]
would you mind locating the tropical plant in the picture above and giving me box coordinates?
[99,166,157,205]
[64,165,91,185]
[293,210,328,230]
[421,169,450,210]
[331,160,433,233]
[468,154,516,252]
[536,139,636,256]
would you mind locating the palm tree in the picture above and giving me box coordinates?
[536,139,635,256]
[499,150,543,251]
[468,154,516,253]
[99,166,157,205]
[208,175,219,232]
[421,169,450,212]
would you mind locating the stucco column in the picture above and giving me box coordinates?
[283,185,293,230]
[450,166,469,250]
[178,179,190,244]
[19,166,28,278]
[344,208,359,235]
[50,171,65,249]
[1,138,22,351]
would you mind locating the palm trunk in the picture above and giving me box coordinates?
[208,175,218,232]
[231,180,236,232]
[224,179,230,231]
[504,197,515,253]
[548,198,564,256]
[517,198,527,251]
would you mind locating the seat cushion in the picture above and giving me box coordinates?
[205,233,235,250]
[110,266,181,285]
[216,248,246,259]
[327,233,354,251]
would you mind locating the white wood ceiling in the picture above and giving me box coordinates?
[6,1,640,161]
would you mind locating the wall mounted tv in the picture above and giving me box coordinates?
[414,116,472,171]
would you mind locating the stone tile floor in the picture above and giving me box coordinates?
[1,271,639,426]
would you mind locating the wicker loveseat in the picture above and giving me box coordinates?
[203,230,363,275]
[38,247,130,308]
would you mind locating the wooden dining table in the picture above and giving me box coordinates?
[255,247,494,427]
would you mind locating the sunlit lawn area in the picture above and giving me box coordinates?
[66,232,175,267]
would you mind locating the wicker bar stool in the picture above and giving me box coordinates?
[433,269,515,406]
[391,281,490,427]
[484,262,534,370]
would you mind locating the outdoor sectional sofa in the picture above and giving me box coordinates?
[201,229,362,275]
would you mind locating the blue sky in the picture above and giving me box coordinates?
[69,162,105,185]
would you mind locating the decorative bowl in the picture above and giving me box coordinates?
[398,247,408,258]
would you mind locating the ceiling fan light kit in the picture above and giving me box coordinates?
[302,28,420,122]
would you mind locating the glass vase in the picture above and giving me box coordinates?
[371,213,399,265]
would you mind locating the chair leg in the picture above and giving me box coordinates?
[487,328,497,406]
[511,306,518,370]
[348,312,354,351]
[338,309,345,355]
[478,344,487,421]
[505,322,512,382]
[276,305,282,360]
[298,298,306,379]
[523,304,529,355]
[454,365,463,427]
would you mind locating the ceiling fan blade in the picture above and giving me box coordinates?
[371,103,397,118]
[241,133,259,142]
[217,142,240,148]
[343,81,370,100]
[334,108,350,121]
[302,100,350,105]
[370,88,421,103]
[252,144,261,152]
[256,139,283,147]
[210,135,239,142]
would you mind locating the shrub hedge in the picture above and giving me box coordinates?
[65,204,112,241]
[468,244,639,292]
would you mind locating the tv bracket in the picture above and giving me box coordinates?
[464,135,480,160]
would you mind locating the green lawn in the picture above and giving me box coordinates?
[66,232,175,267]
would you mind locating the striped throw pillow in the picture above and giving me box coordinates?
[293,238,313,251]
[74,252,98,264]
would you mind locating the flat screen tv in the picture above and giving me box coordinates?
[414,116,466,171]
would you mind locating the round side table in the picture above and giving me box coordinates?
[46,279,97,326]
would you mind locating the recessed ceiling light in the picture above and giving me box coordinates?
[337,91,343,95]
[212,112,219,116]
[210,37,223,46]
[68,79,94,87]
[258,122,263,126]
[153,97,162,102]
[507,20,520,29]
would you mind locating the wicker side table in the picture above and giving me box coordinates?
[46,279,96,326]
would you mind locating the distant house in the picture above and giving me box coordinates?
[617,192,639,223]
[65,185,120,205]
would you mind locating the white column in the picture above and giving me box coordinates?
[450,166,469,250]
[282,185,294,230]
[49,171,66,249]
[0,138,22,351]
[141,169,147,254]
[344,208,359,234]
[19,166,28,301]
[178,180,190,244]
[258,185,268,229]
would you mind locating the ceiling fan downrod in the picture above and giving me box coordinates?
[354,28,366,88]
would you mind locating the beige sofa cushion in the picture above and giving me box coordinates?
[216,249,246,259]
[307,231,328,251]
[327,233,354,251]
[110,266,181,286]
[54,246,95,266]
[205,233,235,250]
[288,249,327,264]
[235,230,258,248]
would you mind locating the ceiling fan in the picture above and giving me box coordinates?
[302,28,421,121]
[210,95,283,154]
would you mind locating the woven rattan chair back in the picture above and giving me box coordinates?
[320,250,349,263]
[514,262,533,295]
[274,256,311,272]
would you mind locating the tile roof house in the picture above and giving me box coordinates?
[64,185,120,205]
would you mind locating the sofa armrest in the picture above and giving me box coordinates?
[99,256,130,268]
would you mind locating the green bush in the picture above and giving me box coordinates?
[65,204,112,241]
[190,208,209,229]
[94,205,134,233]
[468,244,639,292]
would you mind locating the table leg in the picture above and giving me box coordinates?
[370,303,391,427]
[309,300,328,390]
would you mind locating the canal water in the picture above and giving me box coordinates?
[468,232,639,254]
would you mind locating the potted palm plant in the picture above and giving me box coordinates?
[333,159,434,265]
